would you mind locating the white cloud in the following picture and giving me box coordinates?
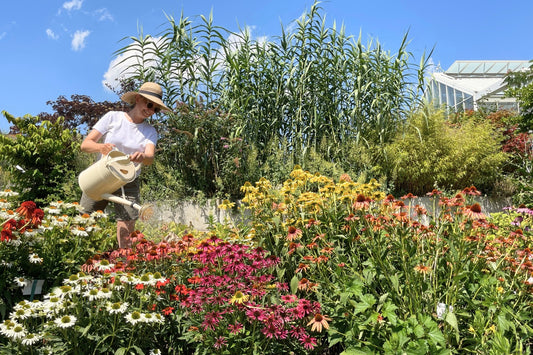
[63,0,83,11]
[71,30,90,51]
[46,29,59,40]
[95,8,113,22]
[102,38,163,91]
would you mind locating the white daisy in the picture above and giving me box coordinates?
[29,253,43,264]
[106,301,129,314]
[1,321,26,340]
[95,260,115,272]
[21,332,42,346]
[51,216,69,228]
[0,189,19,197]
[90,210,108,219]
[10,307,32,320]
[71,226,89,237]
[14,277,29,287]
[83,288,100,301]
[44,206,61,215]
[125,311,143,325]
[54,315,76,328]
[0,199,11,209]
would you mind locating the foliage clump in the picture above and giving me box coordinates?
[384,107,508,195]
[0,112,84,203]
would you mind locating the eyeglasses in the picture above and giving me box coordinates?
[145,101,161,113]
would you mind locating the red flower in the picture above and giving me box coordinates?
[16,201,37,220]
[162,307,174,316]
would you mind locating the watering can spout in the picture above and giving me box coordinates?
[101,193,154,221]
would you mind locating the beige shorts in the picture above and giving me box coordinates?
[80,178,140,221]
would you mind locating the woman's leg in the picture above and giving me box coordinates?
[117,220,136,248]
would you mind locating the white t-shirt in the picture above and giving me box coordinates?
[93,111,158,155]
[92,111,158,174]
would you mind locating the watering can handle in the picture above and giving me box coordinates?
[104,155,131,167]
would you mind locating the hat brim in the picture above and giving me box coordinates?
[121,92,172,113]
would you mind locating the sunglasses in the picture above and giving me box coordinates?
[145,101,161,113]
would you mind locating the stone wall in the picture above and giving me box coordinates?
[148,196,514,231]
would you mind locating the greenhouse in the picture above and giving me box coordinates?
[425,60,530,112]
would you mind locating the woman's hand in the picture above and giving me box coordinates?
[129,151,146,164]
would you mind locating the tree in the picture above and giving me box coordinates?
[505,61,533,132]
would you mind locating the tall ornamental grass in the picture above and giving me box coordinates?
[114,1,431,194]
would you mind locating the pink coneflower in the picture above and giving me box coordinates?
[353,194,370,210]
[281,294,298,304]
[305,218,320,228]
[464,203,485,220]
[213,336,227,349]
[462,186,481,196]
[301,335,318,350]
[426,189,442,197]
[287,226,302,241]
[307,313,332,332]
[228,323,243,334]
[246,306,267,321]
[201,311,222,331]
[401,193,417,200]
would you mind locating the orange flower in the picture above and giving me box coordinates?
[414,264,431,274]
[307,313,332,332]
[464,203,485,220]
[287,226,302,241]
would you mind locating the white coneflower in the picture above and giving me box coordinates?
[106,301,129,314]
[83,288,100,301]
[42,296,65,314]
[1,260,13,268]
[138,273,158,286]
[23,228,39,237]
[125,311,143,325]
[54,315,76,328]
[14,277,28,287]
[29,253,43,264]
[9,238,22,247]
[149,349,162,355]
[49,200,65,208]
[71,226,89,237]
[51,216,69,228]
[98,288,113,300]
[21,332,42,346]
[0,189,19,197]
[95,260,115,272]
[73,214,93,225]
[64,274,81,285]
[44,206,61,215]
[90,210,108,219]
[0,199,11,209]
[120,274,140,285]
[2,322,26,340]
[10,307,31,320]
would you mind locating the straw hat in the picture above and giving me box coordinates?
[121,82,172,113]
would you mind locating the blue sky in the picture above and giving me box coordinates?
[1,0,532,133]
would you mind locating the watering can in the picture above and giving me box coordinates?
[78,150,154,221]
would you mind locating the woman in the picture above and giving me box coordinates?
[80,82,171,248]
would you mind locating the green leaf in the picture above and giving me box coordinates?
[290,275,299,295]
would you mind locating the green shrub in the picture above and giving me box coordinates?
[384,106,508,195]
[0,112,84,204]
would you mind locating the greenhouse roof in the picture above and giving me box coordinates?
[446,60,531,76]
